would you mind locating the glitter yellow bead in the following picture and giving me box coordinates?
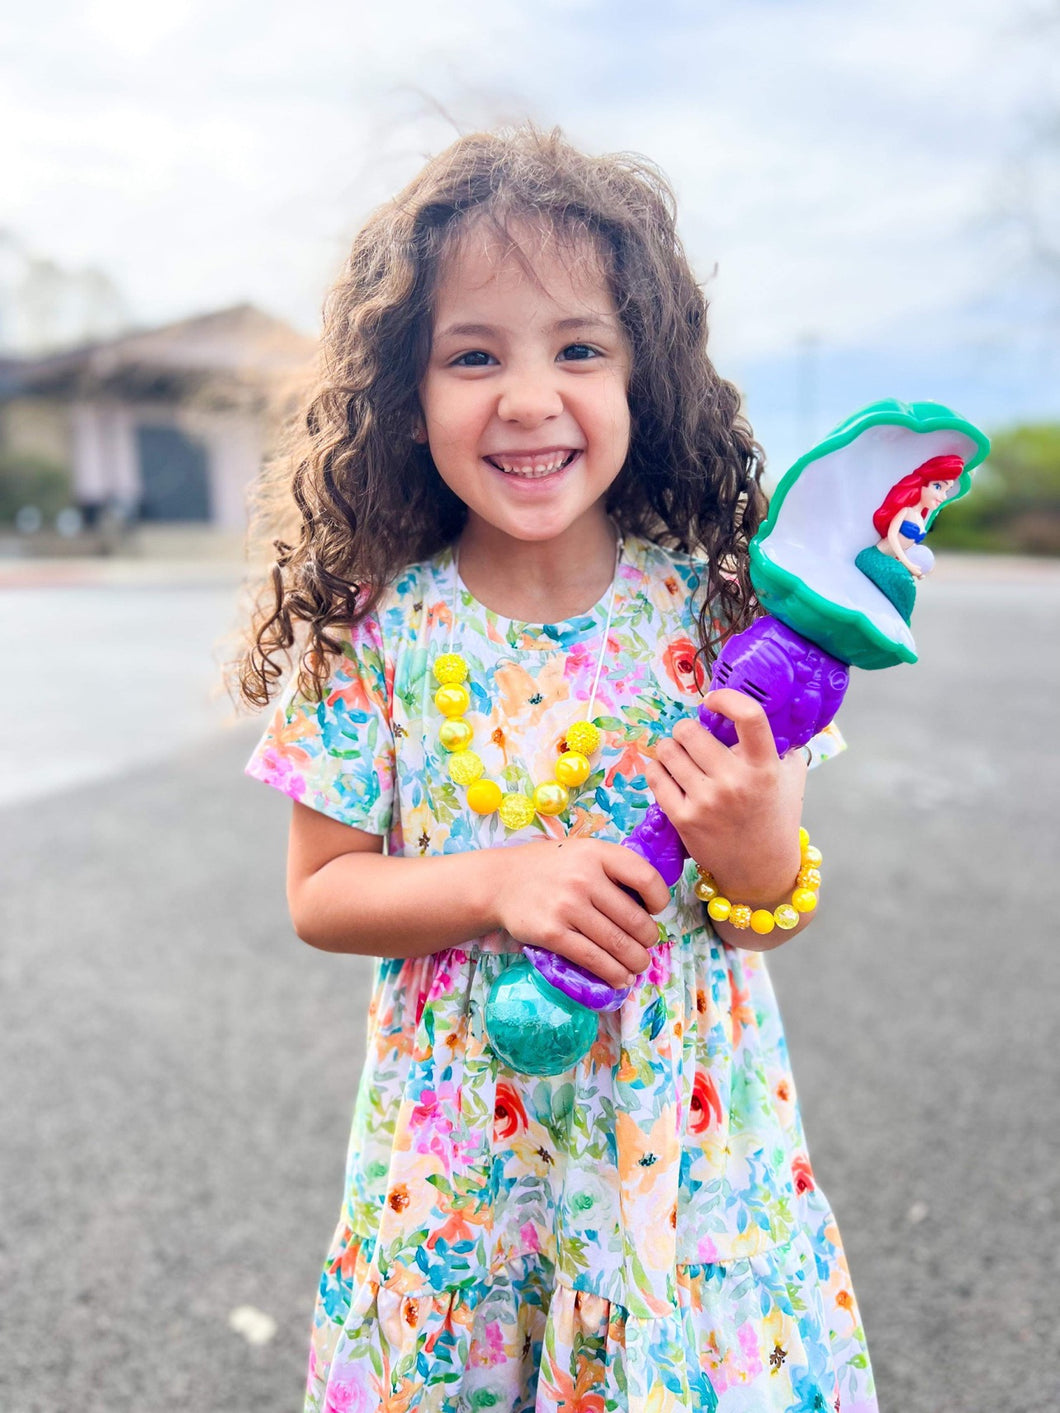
[433,653,468,685]
[566,721,601,756]
[498,792,536,830]
[447,750,484,786]
[434,684,471,717]
[533,781,570,817]
[695,828,822,931]
[438,718,473,752]
[554,751,591,788]
[466,779,502,814]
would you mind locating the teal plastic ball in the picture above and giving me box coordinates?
[485,958,598,1076]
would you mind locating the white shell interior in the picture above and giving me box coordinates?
[758,424,981,653]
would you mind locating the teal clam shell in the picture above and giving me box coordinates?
[750,399,990,669]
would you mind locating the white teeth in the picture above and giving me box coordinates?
[491,451,577,478]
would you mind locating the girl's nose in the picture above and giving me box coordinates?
[496,371,563,426]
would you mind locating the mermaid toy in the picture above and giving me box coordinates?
[485,399,990,1075]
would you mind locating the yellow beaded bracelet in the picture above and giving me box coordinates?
[693,826,822,935]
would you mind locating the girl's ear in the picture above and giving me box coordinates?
[411,414,428,444]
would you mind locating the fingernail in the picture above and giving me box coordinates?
[625,973,637,988]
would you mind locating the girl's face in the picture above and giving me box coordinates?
[420,224,632,553]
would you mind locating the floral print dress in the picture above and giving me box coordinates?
[246,535,876,1413]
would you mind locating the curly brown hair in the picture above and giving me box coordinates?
[233,125,765,709]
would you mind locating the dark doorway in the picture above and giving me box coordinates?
[135,424,211,522]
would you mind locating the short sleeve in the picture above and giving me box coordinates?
[244,615,396,834]
[805,720,847,770]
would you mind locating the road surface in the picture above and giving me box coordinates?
[1,558,1057,1411]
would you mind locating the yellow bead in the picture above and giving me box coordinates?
[774,904,800,930]
[566,721,601,756]
[433,653,468,685]
[750,909,776,935]
[466,779,502,814]
[792,888,818,914]
[554,751,591,787]
[797,866,822,889]
[533,781,570,817]
[438,718,473,752]
[434,684,470,717]
[803,844,823,868]
[448,750,484,785]
[498,792,536,830]
[729,904,752,929]
[693,876,718,902]
[707,897,732,922]
[798,827,810,853]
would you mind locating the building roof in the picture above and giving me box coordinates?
[7,303,317,403]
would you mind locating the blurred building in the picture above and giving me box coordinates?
[0,303,316,530]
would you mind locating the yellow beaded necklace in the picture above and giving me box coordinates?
[434,538,623,829]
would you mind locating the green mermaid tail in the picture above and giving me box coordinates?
[854,545,916,624]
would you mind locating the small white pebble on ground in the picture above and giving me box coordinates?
[228,1305,278,1345]
[907,1201,929,1225]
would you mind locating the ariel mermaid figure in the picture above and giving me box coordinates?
[854,454,963,622]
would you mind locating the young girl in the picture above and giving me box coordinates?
[237,127,877,1413]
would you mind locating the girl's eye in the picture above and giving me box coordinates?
[451,350,497,367]
[558,343,599,362]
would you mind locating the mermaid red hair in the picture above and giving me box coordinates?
[871,455,964,539]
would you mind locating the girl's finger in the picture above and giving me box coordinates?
[654,732,721,796]
[560,924,647,989]
[670,714,733,774]
[591,883,661,952]
[599,839,671,914]
[642,755,689,823]
[700,688,778,764]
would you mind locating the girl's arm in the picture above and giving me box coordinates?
[642,688,817,952]
[286,802,672,990]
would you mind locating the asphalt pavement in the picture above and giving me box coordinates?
[1,560,1058,1412]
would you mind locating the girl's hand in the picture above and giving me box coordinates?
[493,839,671,989]
[642,688,807,906]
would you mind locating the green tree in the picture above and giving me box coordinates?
[930,423,1060,555]
[0,451,72,524]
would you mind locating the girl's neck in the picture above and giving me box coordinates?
[455,511,621,623]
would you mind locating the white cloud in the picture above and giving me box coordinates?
[0,0,1053,390]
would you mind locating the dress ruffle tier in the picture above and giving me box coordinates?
[301,943,874,1413]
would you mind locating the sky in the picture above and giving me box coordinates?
[2,0,1057,473]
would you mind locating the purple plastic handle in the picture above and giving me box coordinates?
[523,617,850,1010]
[698,617,849,757]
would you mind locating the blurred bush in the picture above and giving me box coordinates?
[931,423,1060,555]
[0,451,72,524]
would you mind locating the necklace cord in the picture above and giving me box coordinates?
[585,534,623,720]
[449,532,624,692]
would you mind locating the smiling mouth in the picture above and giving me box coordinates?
[484,449,580,479]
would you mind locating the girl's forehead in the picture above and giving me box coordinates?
[432,220,616,321]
